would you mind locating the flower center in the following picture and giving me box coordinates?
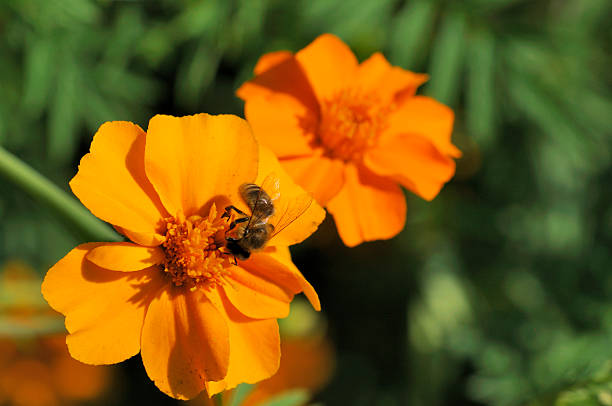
[317,89,392,161]
[161,205,231,289]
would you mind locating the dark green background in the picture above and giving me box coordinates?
[1,0,611,405]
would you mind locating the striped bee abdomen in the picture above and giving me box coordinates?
[239,183,275,217]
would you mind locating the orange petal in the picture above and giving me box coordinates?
[327,164,406,247]
[354,52,428,103]
[280,152,345,205]
[114,227,166,247]
[262,246,320,311]
[222,264,293,320]
[69,122,167,242]
[140,286,229,400]
[254,50,293,75]
[237,55,318,113]
[365,133,456,201]
[243,93,317,158]
[256,145,326,247]
[295,34,358,103]
[205,290,280,396]
[41,243,165,365]
[223,244,321,320]
[144,114,258,218]
[86,242,165,272]
[385,96,461,158]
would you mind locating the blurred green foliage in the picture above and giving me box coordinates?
[0,0,611,405]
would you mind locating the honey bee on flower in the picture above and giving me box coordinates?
[223,174,313,262]
[41,114,325,400]
[237,33,462,247]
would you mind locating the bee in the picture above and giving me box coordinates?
[222,174,312,262]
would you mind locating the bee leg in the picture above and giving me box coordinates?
[228,216,249,231]
[222,205,247,219]
[218,249,238,266]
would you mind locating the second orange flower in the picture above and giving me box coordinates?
[238,34,461,247]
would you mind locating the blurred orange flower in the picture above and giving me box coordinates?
[238,34,461,246]
[196,337,333,406]
[0,336,111,406]
[41,114,325,400]
[0,261,110,406]
[240,336,333,406]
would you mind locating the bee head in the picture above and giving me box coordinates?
[225,238,251,261]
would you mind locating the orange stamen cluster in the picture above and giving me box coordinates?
[161,205,231,290]
[318,89,392,161]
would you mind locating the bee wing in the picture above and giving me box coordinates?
[268,192,314,242]
[259,173,281,202]
[241,173,281,230]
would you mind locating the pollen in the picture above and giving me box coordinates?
[317,89,392,161]
[161,204,231,290]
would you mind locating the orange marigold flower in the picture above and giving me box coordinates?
[237,33,462,247]
[0,262,111,406]
[41,114,325,400]
[0,336,111,406]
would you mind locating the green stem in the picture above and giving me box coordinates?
[0,146,121,242]
[214,393,224,406]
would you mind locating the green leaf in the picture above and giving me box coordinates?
[103,7,145,65]
[0,146,121,243]
[96,65,158,105]
[175,42,221,109]
[552,362,612,406]
[388,0,437,69]
[48,49,79,164]
[507,68,607,177]
[138,26,174,67]
[22,35,55,117]
[82,83,122,129]
[464,0,530,13]
[229,0,268,55]
[466,27,496,148]
[299,0,394,53]
[53,0,99,27]
[425,10,467,106]
[552,0,612,35]
[171,0,228,42]
[259,390,310,406]
[228,383,254,406]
